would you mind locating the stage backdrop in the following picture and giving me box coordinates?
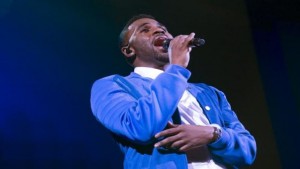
[1,0,299,168]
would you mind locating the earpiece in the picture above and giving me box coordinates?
[125,47,132,54]
[122,46,136,65]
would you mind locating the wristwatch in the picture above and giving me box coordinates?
[212,126,222,142]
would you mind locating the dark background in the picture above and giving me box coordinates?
[1,0,299,168]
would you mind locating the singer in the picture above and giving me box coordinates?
[90,14,256,169]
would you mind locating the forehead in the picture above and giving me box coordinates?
[128,18,162,31]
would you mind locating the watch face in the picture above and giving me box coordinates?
[212,127,221,142]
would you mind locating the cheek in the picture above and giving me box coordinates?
[135,37,152,49]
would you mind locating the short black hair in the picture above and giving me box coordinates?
[118,14,155,48]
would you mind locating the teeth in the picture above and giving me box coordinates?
[154,37,166,46]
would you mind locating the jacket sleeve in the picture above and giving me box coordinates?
[208,87,257,167]
[90,65,191,144]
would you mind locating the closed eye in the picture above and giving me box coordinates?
[140,28,150,33]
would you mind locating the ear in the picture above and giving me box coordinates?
[121,46,135,58]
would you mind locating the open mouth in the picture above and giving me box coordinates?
[153,36,169,52]
[154,36,167,46]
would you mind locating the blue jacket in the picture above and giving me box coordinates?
[90,65,256,169]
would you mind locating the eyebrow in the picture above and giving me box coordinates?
[137,22,150,29]
[136,22,167,31]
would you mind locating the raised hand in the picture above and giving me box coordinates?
[168,32,195,68]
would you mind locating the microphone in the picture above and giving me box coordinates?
[154,37,205,50]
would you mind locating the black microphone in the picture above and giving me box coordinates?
[154,37,205,50]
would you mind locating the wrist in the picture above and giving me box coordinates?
[210,126,222,143]
[164,64,191,80]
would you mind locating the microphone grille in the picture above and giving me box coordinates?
[193,38,205,46]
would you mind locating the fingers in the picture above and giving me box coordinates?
[154,123,181,148]
[186,32,195,45]
[167,32,195,68]
[170,140,186,150]
[154,124,209,152]
[169,32,195,48]
[179,144,191,152]
[181,32,195,41]
[154,135,190,152]
[154,134,180,148]
[155,127,177,139]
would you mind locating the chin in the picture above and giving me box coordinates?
[156,54,169,64]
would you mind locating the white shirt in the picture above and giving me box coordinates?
[134,67,225,169]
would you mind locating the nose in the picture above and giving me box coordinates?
[153,27,165,35]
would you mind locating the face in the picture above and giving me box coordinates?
[123,18,173,68]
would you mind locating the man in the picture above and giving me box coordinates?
[90,14,256,169]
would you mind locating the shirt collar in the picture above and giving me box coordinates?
[134,67,164,79]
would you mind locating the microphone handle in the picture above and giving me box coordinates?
[163,38,205,50]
